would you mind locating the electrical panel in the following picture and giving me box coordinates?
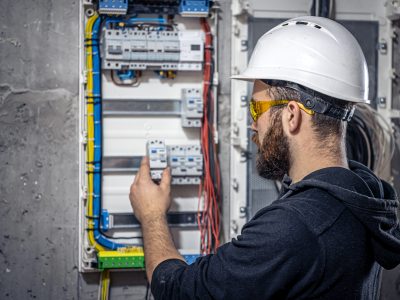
[79,0,219,274]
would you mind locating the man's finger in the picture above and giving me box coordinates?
[133,171,140,184]
[138,156,151,181]
[160,167,171,191]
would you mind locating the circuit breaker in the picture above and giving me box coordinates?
[102,29,204,71]
[79,0,218,273]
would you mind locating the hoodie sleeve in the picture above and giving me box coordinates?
[151,207,324,300]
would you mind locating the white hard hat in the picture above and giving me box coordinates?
[232,16,369,104]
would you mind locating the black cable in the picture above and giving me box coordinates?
[310,0,316,16]
[320,0,330,18]
[346,110,375,169]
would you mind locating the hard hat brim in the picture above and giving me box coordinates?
[231,71,370,104]
[230,74,254,81]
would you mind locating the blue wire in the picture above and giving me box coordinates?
[105,17,166,29]
[92,17,127,250]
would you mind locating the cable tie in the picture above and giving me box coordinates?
[85,38,99,42]
[86,160,101,164]
[86,170,101,174]
[85,215,100,219]
[84,43,99,47]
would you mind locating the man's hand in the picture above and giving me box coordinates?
[129,156,183,282]
[129,156,172,224]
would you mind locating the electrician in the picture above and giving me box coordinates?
[129,16,400,299]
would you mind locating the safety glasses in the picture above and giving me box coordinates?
[249,99,314,122]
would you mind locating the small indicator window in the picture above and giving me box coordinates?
[191,44,201,51]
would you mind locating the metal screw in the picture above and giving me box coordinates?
[378,41,388,55]
[378,97,387,108]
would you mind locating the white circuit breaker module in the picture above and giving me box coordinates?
[181,88,203,127]
[147,139,168,181]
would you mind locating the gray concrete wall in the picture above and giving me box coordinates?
[0,0,399,299]
[0,0,232,299]
[0,0,81,299]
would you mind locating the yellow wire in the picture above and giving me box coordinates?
[100,270,110,300]
[85,14,106,252]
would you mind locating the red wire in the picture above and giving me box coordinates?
[198,18,222,255]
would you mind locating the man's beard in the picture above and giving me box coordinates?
[252,110,291,181]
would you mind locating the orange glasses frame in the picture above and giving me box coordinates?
[249,99,314,122]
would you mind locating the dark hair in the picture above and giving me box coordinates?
[263,83,352,141]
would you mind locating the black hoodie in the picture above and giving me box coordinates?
[151,161,400,299]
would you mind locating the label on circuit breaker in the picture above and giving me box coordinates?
[147,139,167,181]
[182,88,203,128]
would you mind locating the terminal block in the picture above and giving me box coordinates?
[179,0,210,17]
[98,248,145,270]
[98,0,128,15]
[98,249,201,270]
[181,88,203,127]
[101,29,204,71]
[147,139,167,182]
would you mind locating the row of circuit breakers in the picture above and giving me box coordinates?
[148,139,203,184]
[103,30,204,71]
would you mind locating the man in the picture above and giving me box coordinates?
[129,16,400,299]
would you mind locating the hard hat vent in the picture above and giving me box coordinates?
[280,20,323,30]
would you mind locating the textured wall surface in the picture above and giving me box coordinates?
[0,0,81,299]
[0,0,399,299]
[0,0,231,299]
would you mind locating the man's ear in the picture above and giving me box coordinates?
[285,101,302,134]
